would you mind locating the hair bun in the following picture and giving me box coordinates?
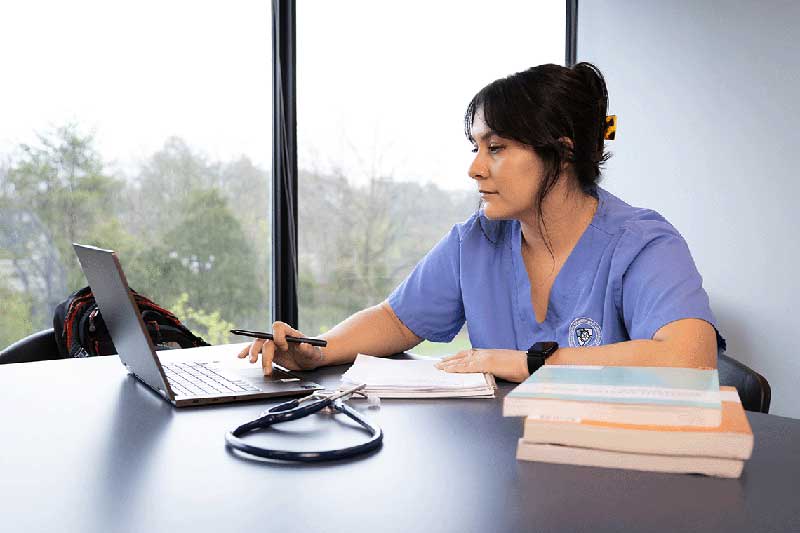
[573,62,608,108]
[572,62,610,167]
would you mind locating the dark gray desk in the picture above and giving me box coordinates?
[1,355,799,533]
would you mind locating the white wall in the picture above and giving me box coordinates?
[578,0,800,417]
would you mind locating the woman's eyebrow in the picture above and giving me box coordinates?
[475,130,498,142]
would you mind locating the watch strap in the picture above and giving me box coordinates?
[526,341,559,375]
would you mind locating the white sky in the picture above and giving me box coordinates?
[0,0,564,191]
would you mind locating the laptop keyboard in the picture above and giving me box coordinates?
[162,361,263,397]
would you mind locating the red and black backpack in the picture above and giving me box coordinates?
[53,286,209,358]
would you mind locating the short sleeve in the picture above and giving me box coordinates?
[387,225,465,342]
[620,222,719,342]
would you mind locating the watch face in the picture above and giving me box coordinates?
[531,341,559,356]
[527,341,559,375]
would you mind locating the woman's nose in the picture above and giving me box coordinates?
[469,154,487,181]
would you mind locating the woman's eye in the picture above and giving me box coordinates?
[470,144,504,154]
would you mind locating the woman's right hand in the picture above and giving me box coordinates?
[236,321,325,375]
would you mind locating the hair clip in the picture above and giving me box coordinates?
[604,115,617,140]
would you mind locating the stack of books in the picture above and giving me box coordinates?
[504,366,753,478]
[341,354,496,398]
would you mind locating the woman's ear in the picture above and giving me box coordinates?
[558,137,575,171]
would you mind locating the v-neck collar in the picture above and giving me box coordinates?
[510,188,606,332]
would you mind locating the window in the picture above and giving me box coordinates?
[296,1,566,355]
[0,1,272,347]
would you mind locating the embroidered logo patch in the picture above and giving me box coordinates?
[568,317,602,348]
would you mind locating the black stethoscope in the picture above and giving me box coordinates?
[225,384,383,462]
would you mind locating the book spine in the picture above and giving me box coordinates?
[521,422,753,459]
[516,441,744,478]
[509,383,721,408]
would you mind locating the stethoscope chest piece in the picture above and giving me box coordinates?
[225,384,383,462]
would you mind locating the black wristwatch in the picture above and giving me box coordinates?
[526,341,559,375]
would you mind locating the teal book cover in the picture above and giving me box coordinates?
[508,366,721,409]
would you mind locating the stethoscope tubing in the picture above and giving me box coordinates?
[225,395,383,462]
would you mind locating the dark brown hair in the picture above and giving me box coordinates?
[465,62,611,250]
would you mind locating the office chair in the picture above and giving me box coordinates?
[0,328,62,365]
[718,351,771,414]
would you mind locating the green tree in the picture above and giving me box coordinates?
[297,167,476,334]
[124,140,272,330]
[0,281,35,349]
[136,188,265,333]
[0,125,123,329]
[1,128,273,343]
[125,137,221,237]
[218,155,271,325]
[169,292,235,345]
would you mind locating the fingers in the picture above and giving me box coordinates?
[436,349,480,373]
[260,339,276,375]
[236,339,276,375]
[248,339,267,363]
[235,340,265,361]
[439,350,471,363]
[437,358,480,373]
[271,321,288,352]
[272,321,302,352]
[237,344,251,358]
[235,322,314,375]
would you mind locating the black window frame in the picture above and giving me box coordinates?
[270,0,575,325]
[271,0,298,325]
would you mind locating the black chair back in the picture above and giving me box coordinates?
[0,328,62,365]
[718,352,771,413]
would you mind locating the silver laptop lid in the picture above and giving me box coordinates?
[73,243,173,400]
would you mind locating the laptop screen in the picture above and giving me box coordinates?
[73,244,172,399]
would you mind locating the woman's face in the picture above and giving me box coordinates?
[468,109,546,221]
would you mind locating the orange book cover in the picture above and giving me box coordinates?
[522,387,753,459]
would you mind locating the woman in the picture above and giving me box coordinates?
[239,62,721,382]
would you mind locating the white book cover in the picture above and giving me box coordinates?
[504,366,722,426]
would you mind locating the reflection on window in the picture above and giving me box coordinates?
[0,1,272,348]
[297,1,565,355]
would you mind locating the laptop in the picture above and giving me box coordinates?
[73,243,322,407]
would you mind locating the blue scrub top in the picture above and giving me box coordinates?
[387,187,724,352]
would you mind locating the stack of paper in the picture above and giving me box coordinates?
[341,354,496,398]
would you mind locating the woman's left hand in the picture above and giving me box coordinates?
[435,348,530,382]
